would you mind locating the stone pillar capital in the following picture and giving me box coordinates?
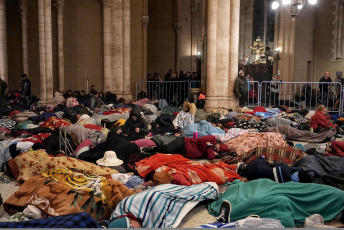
[102,0,112,9]
[142,16,149,28]
[54,0,64,14]
[192,0,201,12]
[173,22,183,32]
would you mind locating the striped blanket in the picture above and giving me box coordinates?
[111,182,219,228]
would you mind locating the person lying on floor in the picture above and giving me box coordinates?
[107,182,218,228]
[136,154,241,186]
[321,141,344,157]
[115,108,149,141]
[182,120,225,138]
[148,114,174,136]
[310,105,337,133]
[131,130,186,149]
[143,135,231,160]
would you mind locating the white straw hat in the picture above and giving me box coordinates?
[96,151,123,167]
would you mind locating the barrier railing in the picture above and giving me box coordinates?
[260,81,342,113]
[247,81,261,107]
[136,80,201,103]
[135,80,343,114]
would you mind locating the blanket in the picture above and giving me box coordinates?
[0,212,101,228]
[292,154,344,178]
[263,125,334,143]
[39,117,71,131]
[136,154,241,185]
[207,179,344,228]
[224,132,287,155]
[215,128,249,143]
[4,168,137,221]
[8,150,118,182]
[91,113,129,126]
[220,146,308,167]
[183,120,225,138]
[64,124,106,146]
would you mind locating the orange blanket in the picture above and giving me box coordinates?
[136,153,241,185]
[4,169,137,221]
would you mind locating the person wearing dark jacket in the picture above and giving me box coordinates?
[149,135,229,160]
[234,70,248,107]
[116,109,149,141]
[319,72,332,106]
[21,74,31,107]
[149,114,174,136]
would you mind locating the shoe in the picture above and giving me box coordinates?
[216,200,231,223]
[335,134,343,138]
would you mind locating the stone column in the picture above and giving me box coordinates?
[102,0,112,92]
[55,0,64,91]
[228,0,240,109]
[122,0,131,100]
[173,22,182,73]
[44,0,53,102]
[0,0,8,84]
[38,0,46,102]
[142,16,149,89]
[201,0,206,86]
[111,0,123,97]
[20,0,28,75]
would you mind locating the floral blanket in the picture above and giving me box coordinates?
[8,150,117,182]
[39,117,71,131]
[224,132,288,155]
[136,153,241,185]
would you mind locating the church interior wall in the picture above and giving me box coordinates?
[6,0,23,92]
[147,0,175,77]
[26,0,40,96]
[314,0,342,81]
[293,4,316,82]
[63,0,103,92]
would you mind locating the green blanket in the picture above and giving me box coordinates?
[208,179,344,228]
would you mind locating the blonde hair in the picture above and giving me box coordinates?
[183,102,196,117]
[316,105,327,112]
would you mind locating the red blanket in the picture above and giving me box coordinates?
[136,154,241,185]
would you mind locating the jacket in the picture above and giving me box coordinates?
[184,135,226,160]
[22,78,31,97]
[319,77,332,92]
[120,109,149,138]
[310,111,336,131]
[234,76,248,97]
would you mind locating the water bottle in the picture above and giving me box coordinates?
[193,131,199,138]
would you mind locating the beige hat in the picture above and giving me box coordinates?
[96,151,123,167]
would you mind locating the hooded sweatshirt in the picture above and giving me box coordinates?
[119,109,149,140]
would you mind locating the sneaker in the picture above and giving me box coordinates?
[216,200,231,223]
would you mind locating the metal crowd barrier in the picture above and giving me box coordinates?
[247,81,261,108]
[136,80,201,103]
[135,80,343,114]
[260,81,342,113]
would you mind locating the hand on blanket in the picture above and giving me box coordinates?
[135,128,140,133]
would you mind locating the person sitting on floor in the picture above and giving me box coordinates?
[173,102,196,129]
[116,109,149,141]
[310,105,337,133]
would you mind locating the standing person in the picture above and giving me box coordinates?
[234,70,248,107]
[21,74,31,108]
[0,77,7,106]
[319,72,332,106]
[334,71,343,111]
[271,74,282,106]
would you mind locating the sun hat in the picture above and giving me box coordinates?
[96,151,123,167]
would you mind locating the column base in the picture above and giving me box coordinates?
[122,92,133,102]
[38,98,55,107]
[204,96,239,113]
